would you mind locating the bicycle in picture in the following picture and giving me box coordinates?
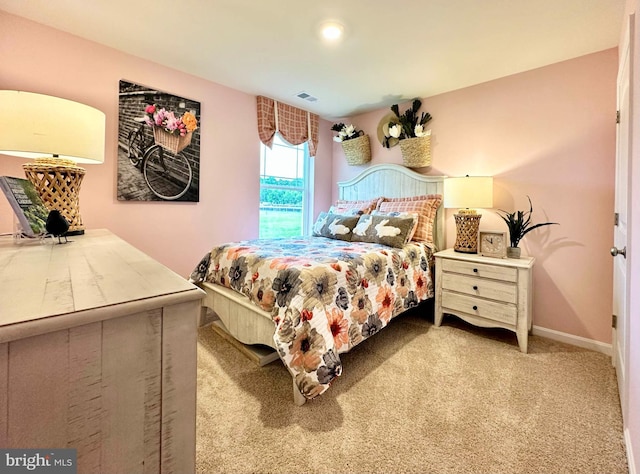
[127,105,197,201]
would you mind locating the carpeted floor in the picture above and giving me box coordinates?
[196,306,628,474]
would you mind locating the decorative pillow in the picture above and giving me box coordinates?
[371,210,419,242]
[327,206,362,216]
[329,198,382,216]
[351,214,416,248]
[312,212,329,236]
[377,194,442,244]
[315,213,359,241]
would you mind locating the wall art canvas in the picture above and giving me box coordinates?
[118,80,201,202]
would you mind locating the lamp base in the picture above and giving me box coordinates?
[453,213,482,253]
[23,157,86,233]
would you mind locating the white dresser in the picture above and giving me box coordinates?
[0,229,204,473]
[434,248,535,352]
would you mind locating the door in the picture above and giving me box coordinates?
[612,14,633,421]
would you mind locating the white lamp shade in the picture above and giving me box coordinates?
[0,90,105,164]
[444,176,493,209]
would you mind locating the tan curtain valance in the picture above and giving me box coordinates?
[257,96,319,157]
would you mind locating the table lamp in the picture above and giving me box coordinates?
[0,90,105,235]
[444,176,493,253]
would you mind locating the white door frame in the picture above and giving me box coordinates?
[613,13,633,429]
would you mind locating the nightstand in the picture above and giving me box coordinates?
[434,248,535,352]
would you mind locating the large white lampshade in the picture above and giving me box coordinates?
[0,90,106,234]
[444,176,493,253]
[444,176,493,210]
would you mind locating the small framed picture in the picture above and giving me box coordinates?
[478,231,508,258]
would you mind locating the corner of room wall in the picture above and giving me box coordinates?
[333,49,618,345]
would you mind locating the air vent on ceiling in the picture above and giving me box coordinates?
[296,91,318,102]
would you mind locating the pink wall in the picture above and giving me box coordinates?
[0,12,334,278]
[334,49,618,344]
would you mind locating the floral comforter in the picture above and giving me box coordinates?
[189,236,434,400]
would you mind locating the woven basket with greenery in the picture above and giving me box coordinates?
[341,134,371,165]
[400,135,431,168]
[153,127,193,154]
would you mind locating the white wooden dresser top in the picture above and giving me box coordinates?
[0,229,204,342]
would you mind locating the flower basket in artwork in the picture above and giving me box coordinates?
[153,126,193,154]
[145,104,198,154]
[399,135,431,168]
[341,134,371,165]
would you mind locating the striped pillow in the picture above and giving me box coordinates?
[329,198,382,215]
[377,194,442,244]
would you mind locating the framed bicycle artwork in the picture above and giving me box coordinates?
[117,80,201,202]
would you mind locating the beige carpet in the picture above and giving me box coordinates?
[196,307,628,474]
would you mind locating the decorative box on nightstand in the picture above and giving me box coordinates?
[434,248,535,352]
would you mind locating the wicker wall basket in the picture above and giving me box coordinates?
[153,127,193,154]
[399,135,431,168]
[341,134,371,166]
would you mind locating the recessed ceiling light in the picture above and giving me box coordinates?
[319,21,344,42]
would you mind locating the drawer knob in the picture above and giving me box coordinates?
[473,285,478,291]
[473,268,478,273]
[472,305,478,311]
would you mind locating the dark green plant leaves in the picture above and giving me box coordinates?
[497,196,558,247]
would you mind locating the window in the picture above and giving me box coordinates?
[259,134,314,239]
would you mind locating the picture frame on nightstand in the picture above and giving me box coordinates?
[478,230,508,258]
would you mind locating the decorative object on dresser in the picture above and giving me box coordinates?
[0,91,105,235]
[381,99,432,168]
[0,229,204,473]
[45,210,70,244]
[331,122,371,165]
[444,176,493,253]
[434,248,535,352]
[497,196,559,259]
[478,230,507,258]
[0,176,49,238]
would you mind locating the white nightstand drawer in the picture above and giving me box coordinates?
[442,258,518,283]
[441,273,517,303]
[441,291,517,325]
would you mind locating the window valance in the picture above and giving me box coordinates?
[257,96,319,157]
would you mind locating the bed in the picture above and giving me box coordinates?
[190,164,445,405]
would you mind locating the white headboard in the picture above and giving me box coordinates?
[337,164,446,251]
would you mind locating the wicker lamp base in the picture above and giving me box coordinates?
[23,158,86,234]
[453,213,482,253]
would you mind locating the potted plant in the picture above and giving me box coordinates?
[382,99,432,168]
[331,123,370,165]
[497,196,559,258]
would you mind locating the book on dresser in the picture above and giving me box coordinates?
[0,176,49,237]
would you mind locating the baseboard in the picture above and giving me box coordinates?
[531,325,612,356]
[626,428,637,474]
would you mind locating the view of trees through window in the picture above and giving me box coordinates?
[259,135,311,238]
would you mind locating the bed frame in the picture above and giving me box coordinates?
[199,164,445,405]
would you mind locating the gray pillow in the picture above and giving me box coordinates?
[351,214,416,248]
[314,213,359,241]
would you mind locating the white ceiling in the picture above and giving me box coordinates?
[0,0,625,120]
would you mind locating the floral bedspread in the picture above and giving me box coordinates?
[190,236,434,400]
